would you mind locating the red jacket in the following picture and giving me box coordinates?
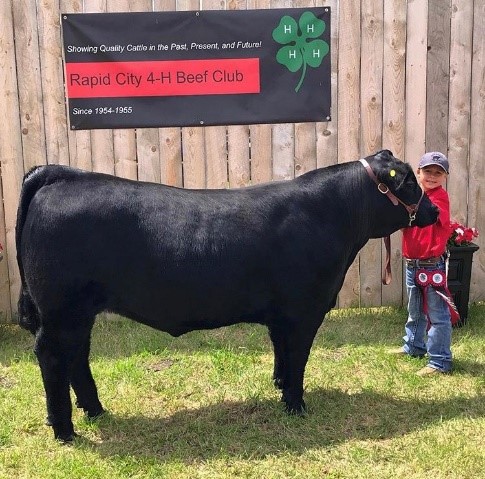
[402,186,452,259]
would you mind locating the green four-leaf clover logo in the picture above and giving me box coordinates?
[272,12,329,92]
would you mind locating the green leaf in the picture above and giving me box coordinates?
[298,12,326,40]
[276,46,303,72]
[272,16,299,45]
[303,39,329,68]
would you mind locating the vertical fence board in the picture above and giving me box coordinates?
[136,130,161,183]
[249,124,272,185]
[228,125,251,187]
[181,126,207,189]
[405,0,428,170]
[202,0,230,189]
[271,123,294,181]
[425,0,451,153]
[159,128,184,187]
[336,0,361,307]
[113,130,138,180]
[294,122,317,177]
[13,0,48,172]
[0,173,10,320]
[360,0,384,307]
[271,0,295,183]
[381,0,407,306]
[91,131,115,174]
[84,0,115,175]
[0,0,15,319]
[153,1,183,187]
[38,0,70,166]
[316,0,337,169]
[468,0,485,300]
[108,0,144,181]
[62,0,93,171]
[447,0,473,224]
[1,0,26,316]
[293,0,318,176]
[133,2,162,183]
[248,0,272,185]
[179,0,206,189]
[226,0,250,189]
[205,129,228,188]
[249,125,272,185]
[67,129,93,170]
[293,1,317,179]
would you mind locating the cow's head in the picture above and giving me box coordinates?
[364,150,438,238]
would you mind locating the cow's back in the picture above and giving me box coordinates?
[18,166,336,335]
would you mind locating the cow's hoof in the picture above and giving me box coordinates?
[53,425,77,443]
[55,432,78,444]
[273,377,285,390]
[284,399,306,416]
[84,407,106,421]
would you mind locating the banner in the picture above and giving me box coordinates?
[61,8,331,130]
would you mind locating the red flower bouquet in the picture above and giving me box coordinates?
[448,221,479,247]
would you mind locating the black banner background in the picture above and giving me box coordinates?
[62,8,331,130]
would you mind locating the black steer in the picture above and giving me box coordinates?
[16,150,438,441]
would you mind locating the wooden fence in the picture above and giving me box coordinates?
[0,0,484,321]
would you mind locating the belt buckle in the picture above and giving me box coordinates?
[420,257,439,267]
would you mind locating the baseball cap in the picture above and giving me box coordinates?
[418,152,449,173]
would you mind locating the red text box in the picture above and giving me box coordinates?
[66,58,260,98]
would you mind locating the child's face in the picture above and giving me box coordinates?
[417,165,448,192]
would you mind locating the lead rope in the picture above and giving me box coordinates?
[383,235,392,285]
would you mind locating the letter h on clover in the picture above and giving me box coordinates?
[272,12,329,92]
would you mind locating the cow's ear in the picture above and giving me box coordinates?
[377,149,394,161]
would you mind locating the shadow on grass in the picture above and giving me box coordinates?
[452,358,485,377]
[76,387,485,463]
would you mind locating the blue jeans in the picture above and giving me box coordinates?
[403,261,452,372]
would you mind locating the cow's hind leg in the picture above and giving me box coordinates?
[269,324,288,390]
[35,317,93,442]
[279,318,321,415]
[70,332,105,420]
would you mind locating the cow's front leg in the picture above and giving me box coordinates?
[280,319,320,415]
[35,326,79,442]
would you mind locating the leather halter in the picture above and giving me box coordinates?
[359,159,424,225]
[359,158,425,285]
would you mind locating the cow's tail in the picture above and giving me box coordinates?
[15,166,51,334]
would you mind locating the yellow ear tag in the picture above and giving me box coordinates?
[390,170,396,177]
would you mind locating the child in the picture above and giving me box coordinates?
[391,152,453,375]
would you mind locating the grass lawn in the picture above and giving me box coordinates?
[1,304,484,479]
